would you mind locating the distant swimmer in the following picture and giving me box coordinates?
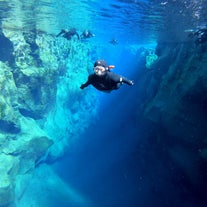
[80,30,95,39]
[80,60,134,93]
[187,27,207,45]
[56,28,79,40]
[109,38,118,45]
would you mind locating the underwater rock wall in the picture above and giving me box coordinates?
[137,41,207,198]
[43,39,99,160]
[0,28,98,206]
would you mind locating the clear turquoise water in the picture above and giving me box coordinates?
[1,0,207,207]
[2,0,207,45]
[1,0,204,42]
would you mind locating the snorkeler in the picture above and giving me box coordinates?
[109,38,118,45]
[80,60,134,93]
[80,30,95,39]
[56,28,79,40]
[188,27,207,45]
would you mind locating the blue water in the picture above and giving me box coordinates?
[51,48,144,206]
[50,0,207,206]
[1,0,207,206]
[52,53,186,207]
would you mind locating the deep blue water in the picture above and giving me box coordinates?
[1,0,207,206]
[50,1,207,206]
[51,51,200,207]
[52,48,144,207]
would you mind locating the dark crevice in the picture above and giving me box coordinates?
[0,31,15,66]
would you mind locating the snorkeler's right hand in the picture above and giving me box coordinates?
[130,80,134,85]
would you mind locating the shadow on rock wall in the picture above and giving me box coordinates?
[135,41,207,206]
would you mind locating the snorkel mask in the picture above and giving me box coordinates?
[93,60,115,76]
[94,66,106,76]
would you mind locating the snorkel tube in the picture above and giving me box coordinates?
[108,65,115,69]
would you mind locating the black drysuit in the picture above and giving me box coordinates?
[80,71,133,92]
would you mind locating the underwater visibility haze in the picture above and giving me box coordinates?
[0,0,207,207]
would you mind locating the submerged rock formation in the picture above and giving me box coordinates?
[0,27,98,206]
[136,41,207,202]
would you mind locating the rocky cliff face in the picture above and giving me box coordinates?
[136,41,207,200]
[0,29,98,206]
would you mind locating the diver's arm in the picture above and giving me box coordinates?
[120,76,134,85]
[80,76,92,89]
[56,29,65,37]
[80,81,90,89]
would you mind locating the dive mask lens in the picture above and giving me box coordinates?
[94,66,106,75]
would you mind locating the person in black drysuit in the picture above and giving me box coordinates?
[109,38,118,45]
[188,28,207,45]
[56,28,79,40]
[80,30,95,39]
[80,60,134,93]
